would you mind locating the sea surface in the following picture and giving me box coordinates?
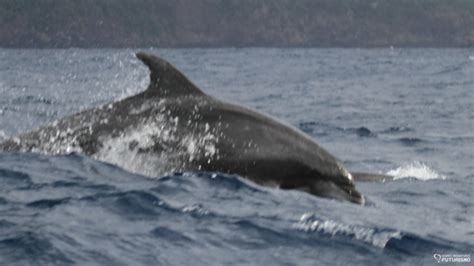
[0,48,473,265]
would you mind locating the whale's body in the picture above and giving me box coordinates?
[0,53,389,204]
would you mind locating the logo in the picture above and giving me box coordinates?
[433,253,471,263]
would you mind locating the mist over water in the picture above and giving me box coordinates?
[0,48,473,265]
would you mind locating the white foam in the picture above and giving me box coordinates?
[182,131,219,162]
[293,213,401,248]
[386,161,446,180]
[0,130,8,142]
[468,55,474,61]
[93,116,174,177]
[182,204,210,216]
[94,113,220,177]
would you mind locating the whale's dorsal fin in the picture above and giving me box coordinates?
[136,52,205,98]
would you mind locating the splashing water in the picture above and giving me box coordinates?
[0,130,8,142]
[386,161,446,180]
[292,213,401,248]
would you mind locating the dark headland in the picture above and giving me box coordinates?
[1,0,473,48]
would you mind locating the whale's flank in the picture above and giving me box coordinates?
[0,52,378,204]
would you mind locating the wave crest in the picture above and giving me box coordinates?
[292,213,401,248]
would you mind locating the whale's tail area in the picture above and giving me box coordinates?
[135,52,205,98]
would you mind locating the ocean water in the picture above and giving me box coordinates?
[0,48,473,265]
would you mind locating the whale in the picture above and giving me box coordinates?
[0,52,391,204]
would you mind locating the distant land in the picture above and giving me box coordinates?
[1,0,473,48]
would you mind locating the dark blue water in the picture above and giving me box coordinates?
[0,49,473,265]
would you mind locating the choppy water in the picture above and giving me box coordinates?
[0,48,473,265]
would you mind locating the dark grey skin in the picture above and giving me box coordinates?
[0,53,392,204]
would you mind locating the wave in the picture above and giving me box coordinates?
[0,152,471,265]
[433,62,469,75]
[385,233,474,256]
[298,121,330,137]
[292,213,401,248]
[397,137,423,146]
[0,130,9,143]
[386,161,446,180]
[0,231,73,264]
[336,126,377,138]
[350,127,376,137]
[11,95,55,105]
[293,212,473,255]
[299,122,377,138]
[380,126,413,134]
